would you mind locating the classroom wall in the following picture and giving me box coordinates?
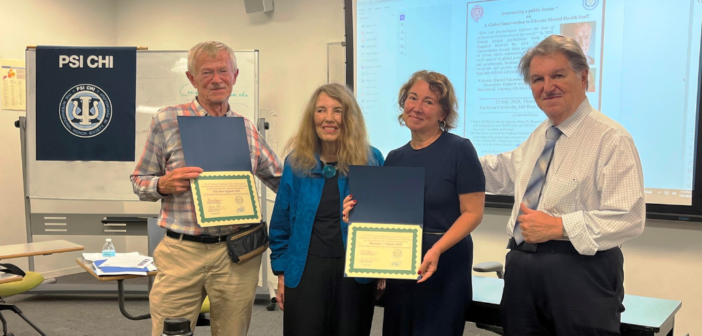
[115,0,346,147]
[1,0,701,334]
[0,0,118,271]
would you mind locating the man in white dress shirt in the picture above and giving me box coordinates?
[480,35,645,334]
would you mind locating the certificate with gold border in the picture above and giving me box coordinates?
[190,171,261,227]
[344,223,422,280]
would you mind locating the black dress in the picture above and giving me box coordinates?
[382,132,485,336]
[283,165,376,336]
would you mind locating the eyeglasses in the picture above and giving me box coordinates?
[199,69,232,80]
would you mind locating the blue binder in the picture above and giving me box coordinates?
[177,116,252,172]
[348,165,425,227]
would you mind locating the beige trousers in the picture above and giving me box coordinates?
[150,235,261,336]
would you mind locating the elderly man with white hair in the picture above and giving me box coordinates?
[480,35,645,334]
[131,41,282,336]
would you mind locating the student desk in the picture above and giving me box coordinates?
[0,274,21,285]
[468,276,682,336]
[0,240,84,291]
[0,240,84,285]
[0,240,84,336]
[76,257,156,320]
[0,240,84,260]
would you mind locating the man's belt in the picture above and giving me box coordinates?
[507,238,579,254]
[166,230,226,244]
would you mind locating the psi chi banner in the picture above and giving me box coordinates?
[36,46,136,161]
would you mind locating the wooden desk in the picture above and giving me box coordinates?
[0,274,22,285]
[76,258,155,320]
[0,240,84,260]
[469,276,682,336]
[0,240,83,289]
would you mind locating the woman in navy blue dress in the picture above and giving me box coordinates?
[345,70,485,335]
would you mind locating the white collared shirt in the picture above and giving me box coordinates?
[480,99,645,255]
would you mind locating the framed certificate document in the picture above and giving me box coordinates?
[190,171,261,227]
[344,222,422,280]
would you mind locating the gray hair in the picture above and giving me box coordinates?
[187,41,238,74]
[518,35,590,90]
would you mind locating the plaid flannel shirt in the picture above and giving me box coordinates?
[130,98,282,236]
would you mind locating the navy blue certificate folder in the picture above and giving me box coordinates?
[177,116,252,172]
[348,166,424,227]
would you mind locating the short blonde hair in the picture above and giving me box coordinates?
[187,41,238,74]
[397,70,458,132]
[286,84,373,176]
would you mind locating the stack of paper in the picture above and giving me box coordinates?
[92,255,157,276]
[82,252,141,262]
[99,255,153,268]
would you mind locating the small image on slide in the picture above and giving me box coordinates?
[560,21,596,65]
[588,68,596,93]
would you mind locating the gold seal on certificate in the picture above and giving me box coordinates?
[344,223,422,280]
[190,171,261,227]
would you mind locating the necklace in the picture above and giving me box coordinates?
[322,161,338,179]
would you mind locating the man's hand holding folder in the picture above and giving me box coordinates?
[157,167,203,195]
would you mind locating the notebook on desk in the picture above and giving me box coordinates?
[93,259,156,276]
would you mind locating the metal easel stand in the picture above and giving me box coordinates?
[15,118,34,272]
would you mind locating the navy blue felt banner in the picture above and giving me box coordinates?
[36,46,136,161]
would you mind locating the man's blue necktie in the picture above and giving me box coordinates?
[513,126,562,244]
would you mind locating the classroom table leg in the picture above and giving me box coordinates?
[117,280,151,320]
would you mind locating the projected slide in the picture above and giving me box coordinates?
[466,1,603,154]
[355,0,702,206]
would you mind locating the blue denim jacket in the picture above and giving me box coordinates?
[269,147,385,288]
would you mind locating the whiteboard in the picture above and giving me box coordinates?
[25,49,259,201]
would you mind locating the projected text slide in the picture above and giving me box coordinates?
[465,0,603,156]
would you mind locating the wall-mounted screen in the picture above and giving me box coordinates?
[347,0,702,218]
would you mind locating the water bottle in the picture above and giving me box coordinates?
[101,238,116,258]
[161,318,193,336]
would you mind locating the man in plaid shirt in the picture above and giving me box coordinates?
[131,41,282,336]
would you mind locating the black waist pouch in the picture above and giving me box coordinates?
[226,222,269,264]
